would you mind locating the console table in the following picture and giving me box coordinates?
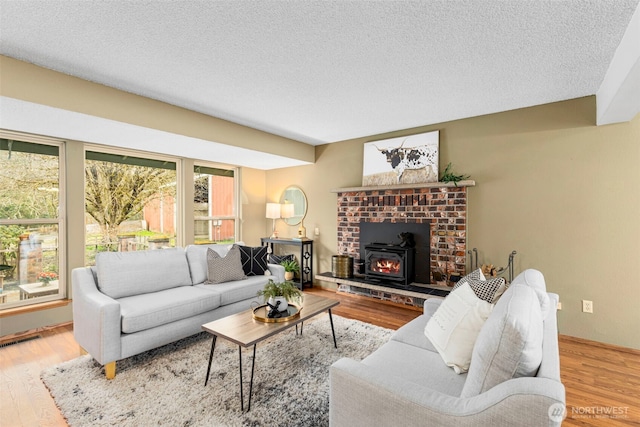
[261,237,313,290]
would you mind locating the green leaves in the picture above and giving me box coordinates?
[280,259,300,273]
[440,163,470,186]
[256,279,303,304]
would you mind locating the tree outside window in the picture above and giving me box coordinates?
[84,151,177,265]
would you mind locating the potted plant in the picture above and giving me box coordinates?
[280,259,300,281]
[256,279,303,312]
[37,271,58,287]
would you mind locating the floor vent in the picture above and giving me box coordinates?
[0,335,42,348]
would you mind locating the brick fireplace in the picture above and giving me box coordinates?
[334,182,472,287]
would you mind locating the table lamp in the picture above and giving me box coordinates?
[266,203,281,238]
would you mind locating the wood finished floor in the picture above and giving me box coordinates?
[1,287,638,426]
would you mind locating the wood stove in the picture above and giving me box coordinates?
[359,221,428,286]
[364,243,415,286]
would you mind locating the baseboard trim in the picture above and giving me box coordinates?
[559,334,640,356]
[0,320,73,344]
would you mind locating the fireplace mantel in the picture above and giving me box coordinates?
[330,180,475,193]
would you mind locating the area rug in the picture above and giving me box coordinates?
[41,314,392,427]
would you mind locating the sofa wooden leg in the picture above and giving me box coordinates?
[105,361,116,379]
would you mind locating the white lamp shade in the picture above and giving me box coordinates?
[281,203,295,219]
[266,203,281,219]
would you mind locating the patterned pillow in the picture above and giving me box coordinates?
[453,269,507,303]
[467,277,507,303]
[268,253,295,265]
[452,269,485,291]
[451,269,486,292]
[238,245,268,276]
[205,246,246,284]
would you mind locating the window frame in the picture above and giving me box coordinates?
[193,162,240,244]
[0,130,66,308]
[83,144,184,260]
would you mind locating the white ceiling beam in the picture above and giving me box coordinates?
[597,3,640,126]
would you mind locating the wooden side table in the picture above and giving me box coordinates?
[260,237,313,289]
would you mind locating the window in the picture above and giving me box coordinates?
[84,149,178,265]
[194,165,238,244]
[0,136,65,307]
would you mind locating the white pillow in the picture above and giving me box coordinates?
[424,283,494,374]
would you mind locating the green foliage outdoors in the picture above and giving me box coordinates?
[0,225,25,265]
[0,150,59,219]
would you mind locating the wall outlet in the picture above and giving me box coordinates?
[582,300,593,313]
[557,302,562,310]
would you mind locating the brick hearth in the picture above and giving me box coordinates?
[333,182,474,286]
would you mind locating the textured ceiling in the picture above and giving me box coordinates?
[0,0,639,150]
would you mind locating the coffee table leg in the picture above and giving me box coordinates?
[247,344,256,411]
[328,309,337,348]
[204,335,217,386]
[238,346,244,411]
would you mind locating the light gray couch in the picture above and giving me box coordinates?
[72,244,283,379]
[330,269,565,427]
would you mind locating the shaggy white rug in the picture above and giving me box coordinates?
[41,314,392,427]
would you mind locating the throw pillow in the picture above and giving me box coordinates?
[424,283,494,374]
[452,268,485,289]
[238,245,268,276]
[460,284,544,397]
[204,246,246,284]
[453,269,507,304]
[268,253,295,265]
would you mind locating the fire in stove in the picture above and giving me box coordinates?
[364,242,415,286]
[373,258,401,274]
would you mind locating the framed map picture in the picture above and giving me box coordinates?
[362,130,439,186]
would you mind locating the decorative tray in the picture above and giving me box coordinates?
[252,304,301,323]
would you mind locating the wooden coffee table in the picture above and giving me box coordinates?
[201,293,340,412]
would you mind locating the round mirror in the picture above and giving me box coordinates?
[280,186,307,226]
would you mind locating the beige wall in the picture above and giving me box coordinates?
[0,56,314,163]
[266,97,640,349]
[240,167,268,246]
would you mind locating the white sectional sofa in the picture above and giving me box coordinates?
[330,269,565,427]
[72,244,283,379]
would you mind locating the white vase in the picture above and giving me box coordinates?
[268,296,288,312]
